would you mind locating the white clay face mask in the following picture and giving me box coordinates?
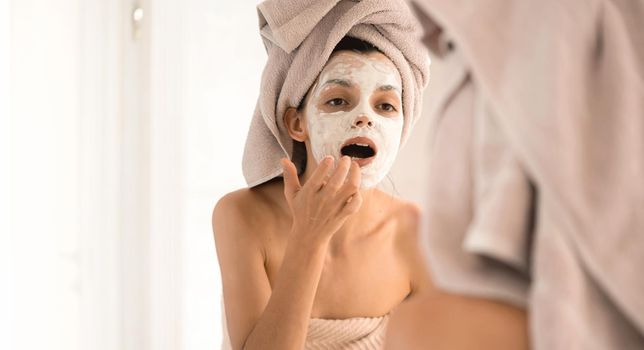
[304,51,404,188]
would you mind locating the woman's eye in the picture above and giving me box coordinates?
[378,103,396,112]
[326,98,347,106]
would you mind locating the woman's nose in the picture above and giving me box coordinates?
[353,115,373,128]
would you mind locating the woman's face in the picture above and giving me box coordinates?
[304,50,404,188]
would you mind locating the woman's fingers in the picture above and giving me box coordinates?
[334,161,360,198]
[334,161,362,215]
[347,160,361,189]
[324,156,352,192]
[305,156,334,191]
[281,158,301,200]
[286,157,363,237]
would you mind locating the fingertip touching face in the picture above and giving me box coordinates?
[303,50,404,188]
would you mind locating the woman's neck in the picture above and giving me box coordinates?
[332,188,377,237]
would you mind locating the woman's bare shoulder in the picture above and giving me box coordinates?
[382,195,421,238]
[212,178,286,240]
[380,195,434,295]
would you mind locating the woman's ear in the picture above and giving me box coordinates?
[283,107,307,142]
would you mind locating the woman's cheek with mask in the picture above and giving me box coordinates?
[306,103,403,189]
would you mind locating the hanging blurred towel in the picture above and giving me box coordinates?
[410,0,644,348]
[242,0,429,187]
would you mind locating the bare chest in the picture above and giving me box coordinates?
[263,221,411,319]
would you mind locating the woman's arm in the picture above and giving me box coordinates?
[213,156,362,350]
[384,291,529,350]
[213,191,272,350]
[387,208,528,349]
[214,202,328,350]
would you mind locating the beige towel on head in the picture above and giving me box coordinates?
[411,0,644,348]
[242,0,430,187]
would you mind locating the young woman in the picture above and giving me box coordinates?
[213,36,431,350]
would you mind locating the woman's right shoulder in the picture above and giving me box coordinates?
[212,179,285,240]
[214,187,259,214]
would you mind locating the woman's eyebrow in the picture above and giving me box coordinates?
[321,78,353,88]
[376,84,401,93]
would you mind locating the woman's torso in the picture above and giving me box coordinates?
[249,178,423,319]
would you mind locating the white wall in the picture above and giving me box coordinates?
[180,1,264,348]
[5,0,262,348]
[7,1,150,349]
[9,1,82,349]
[1,0,13,348]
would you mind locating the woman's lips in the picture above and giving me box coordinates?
[352,156,375,167]
[340,136,377,167]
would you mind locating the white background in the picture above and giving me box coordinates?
[2,0,440,349]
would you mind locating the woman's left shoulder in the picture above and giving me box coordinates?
[387,197,422,237]
[384,196,434,294]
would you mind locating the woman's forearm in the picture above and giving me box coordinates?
[384,291,528,350]
[242,231,329,350]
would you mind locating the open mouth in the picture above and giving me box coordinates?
[340,137,377,167]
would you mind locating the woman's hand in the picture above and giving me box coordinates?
[281,156,362,244]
